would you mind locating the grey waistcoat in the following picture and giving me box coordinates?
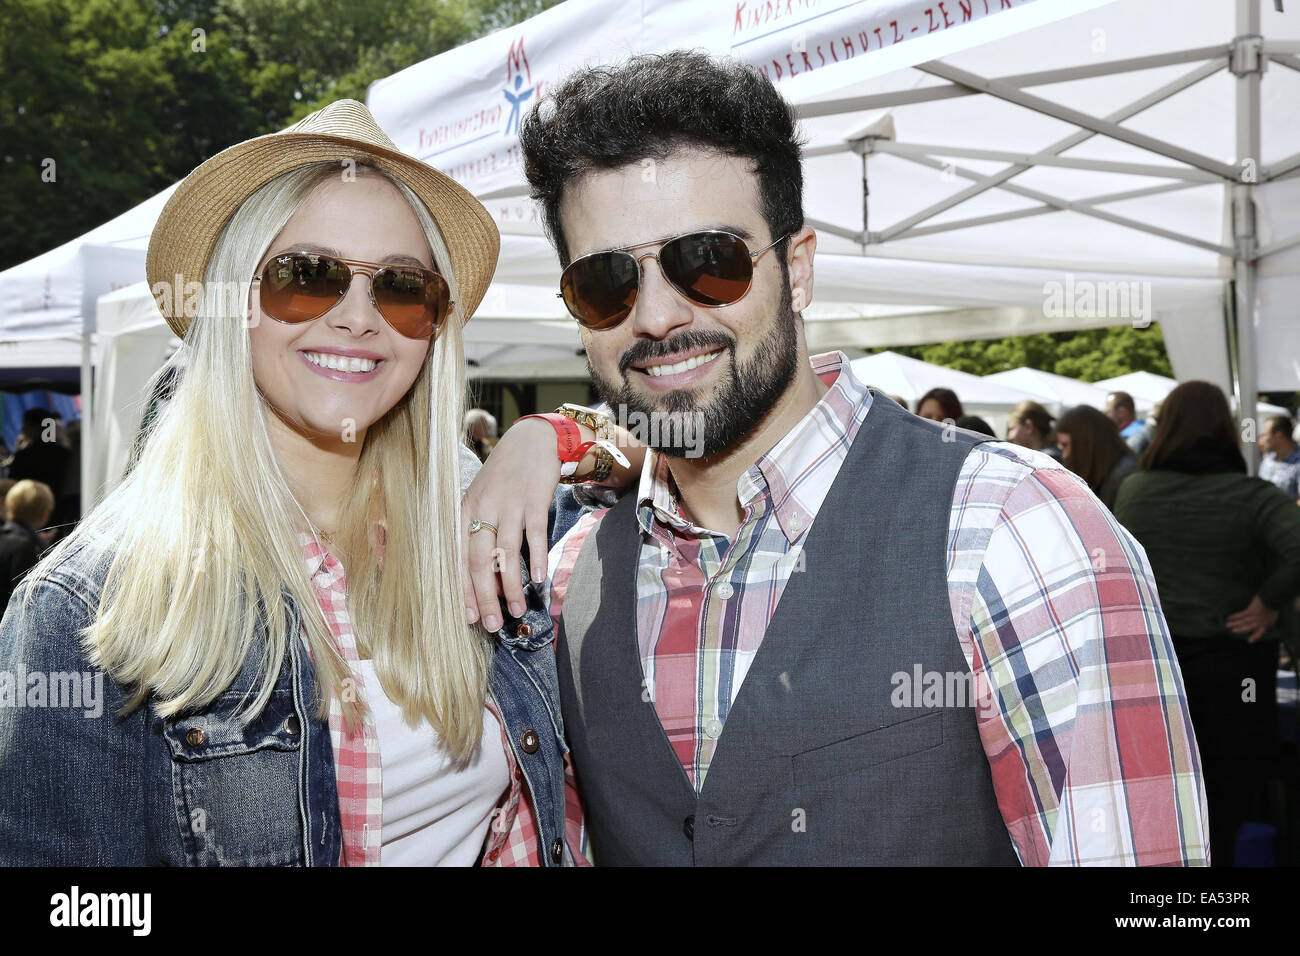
[556,392,1021,865]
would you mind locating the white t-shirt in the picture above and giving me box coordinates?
[354,659,510,866]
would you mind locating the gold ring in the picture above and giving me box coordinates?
[468,519,499,536]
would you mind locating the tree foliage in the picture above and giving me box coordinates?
[0,0,561,270]
[881,323,1174,384]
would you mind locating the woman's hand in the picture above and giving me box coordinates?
[1225,594,1277,643]
[461,418,560,632]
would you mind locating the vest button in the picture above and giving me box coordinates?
[185,727,205,747]
[551,838,564,863]
[516,622,533,639]
[520,729,540,754]
[683,815,695,840]
[283,715,301,737]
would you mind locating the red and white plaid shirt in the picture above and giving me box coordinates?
[298,532,584,866]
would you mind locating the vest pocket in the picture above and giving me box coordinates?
[792,710,943,783]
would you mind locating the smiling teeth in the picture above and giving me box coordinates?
[304,351,378,373]
[645,350,721,377]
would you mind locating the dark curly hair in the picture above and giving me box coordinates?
[518,50,805,268]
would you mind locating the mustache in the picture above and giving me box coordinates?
[619,330,735,375]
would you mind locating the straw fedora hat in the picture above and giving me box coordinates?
[145,98,499,339]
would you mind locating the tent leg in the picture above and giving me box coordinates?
[1233,0,1262,474]
[80,325,92,518]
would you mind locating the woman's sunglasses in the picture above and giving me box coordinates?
[252,251,452,339]
[557,230,788,330]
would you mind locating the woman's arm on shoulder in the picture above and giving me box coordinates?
[460,418,642,631]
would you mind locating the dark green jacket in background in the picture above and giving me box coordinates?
[1115,470,1300,641]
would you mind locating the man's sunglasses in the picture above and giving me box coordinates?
[252,251,452,339]
[557,230,788,330]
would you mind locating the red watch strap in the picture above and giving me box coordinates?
[517,413,584,462]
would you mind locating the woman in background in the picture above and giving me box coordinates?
[1115,381,1300,865]
[1006,400,1061,461]
[1056,404,1137,511]
[915,387,963,423]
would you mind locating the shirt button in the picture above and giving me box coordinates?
[520,729,540,754]
[551,838,564,863]
[789,513,803,531]
[715,582,734,600]
[282,715,301,737]
[703,717,723,739]
[185,727,205,747]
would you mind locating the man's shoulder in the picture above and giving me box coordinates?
[953,440,1085,501]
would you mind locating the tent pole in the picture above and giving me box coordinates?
[80,323,93,520]
[1233,0,1262,475]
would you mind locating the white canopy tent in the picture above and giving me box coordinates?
[1091,369,1181,409]
[1089,369,1287,420]
[984,366,1112,413]
[3,0,1297,499]
[849,349,1044,435]
[370,0,1300,471]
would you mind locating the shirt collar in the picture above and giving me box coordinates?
[636,350,872,543]
[299,530,335,582]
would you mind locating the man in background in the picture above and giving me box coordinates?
[1104,390,1146,450]
[1259,414,1300,502]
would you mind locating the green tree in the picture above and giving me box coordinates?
[1,0,563,271]
[880,324,1173,382]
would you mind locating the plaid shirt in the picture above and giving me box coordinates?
[299,533,573,866]
[546,351,1210,865]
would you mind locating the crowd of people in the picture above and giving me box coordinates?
[0,407,79,607]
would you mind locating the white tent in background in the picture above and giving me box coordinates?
[370,0,1300,472]
[1091,370,1180,411]
[1092,368,1288,421]
[984,367,1111,413]
[3,0,1298,498]
[849,350,1043,436]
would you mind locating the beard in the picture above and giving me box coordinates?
[587,280,800,459]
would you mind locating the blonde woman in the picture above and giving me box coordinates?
[0,101,572,867]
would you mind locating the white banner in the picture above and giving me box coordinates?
[366,0,1040,203]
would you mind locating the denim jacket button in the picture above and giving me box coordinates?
[516,622,532,639]
[283,715,301,737]
[185,727,206,747]
[550,838,563,863]
[520,729,540,754]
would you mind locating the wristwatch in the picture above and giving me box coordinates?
[554,403,611,442]
[554,404,615,484]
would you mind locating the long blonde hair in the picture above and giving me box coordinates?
[32,162,492,758]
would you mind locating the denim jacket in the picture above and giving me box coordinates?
[0,532,569,866]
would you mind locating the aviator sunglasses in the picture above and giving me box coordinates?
[557,229,788,330]
[252,251,453,339]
